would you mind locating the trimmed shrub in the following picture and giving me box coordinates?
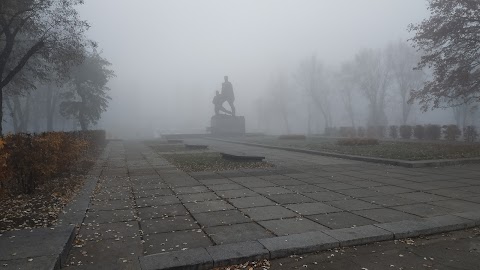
[389,126,398,139]
[357,127,366,138]
[324,127,338,137]
[413,125,425,140]
[278,134,306,140]
[399,125,412,139]
[366,126,376,138]
[443,125,461,141]
[464,126,478,143]
[376,126,386,138]
[339,127,356,138]
[425,124,441,140]
[337,138,379,146]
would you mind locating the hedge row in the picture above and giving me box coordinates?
[326,125,478,142]
[0,130,105,194]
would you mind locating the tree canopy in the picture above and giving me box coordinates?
[409,0,480,110]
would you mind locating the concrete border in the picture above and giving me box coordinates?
[138,212,480,270]
[207,138,480,168]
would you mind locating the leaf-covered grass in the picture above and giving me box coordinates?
[162,152,273,172]
[238,136,480,161]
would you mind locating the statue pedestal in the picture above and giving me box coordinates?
[210,115,245,135]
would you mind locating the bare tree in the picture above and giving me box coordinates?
[267,73,292,134]
[386,40,425,124]
[337,62,356,128]
[295,55,333,131]
[350,49,390,127]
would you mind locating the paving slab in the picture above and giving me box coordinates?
[259,218,329,236]
[285,202,342,215]
[323,225,394,246]
[307,212,377,229]
[241,206,298,221]
[205,223,274,245]
[137,204,189,219]
[267,193,315,204]
[326,199,381,211]
[143,230,213,254]
[353,208,421,223]
[177,192,220,203]
[141,216,199,234]
[183,200,235,213]
[140,248,213,270]
[192,210,251,227]
[215,188,258,199]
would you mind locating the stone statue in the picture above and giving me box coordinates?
[221,76,235,116]
[212,90,232,115]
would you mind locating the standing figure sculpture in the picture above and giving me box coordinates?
[212,90,232,115]
[221,76,235,116]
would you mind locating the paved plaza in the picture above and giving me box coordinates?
[65,140,480,269]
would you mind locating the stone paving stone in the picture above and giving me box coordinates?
[140,248,213,270]
[463,196,480,204]
[205,223,274,245]
[143,230,213,254]
[199,178,235,185]
[136,195,180,207]
[67,237,142,269]
[258,230,339,259]
[178,192,220,203]
[239,180,277,188]
[172,186,210,194]
[323,225,394,247]
[395,191,450,202]
[84,209,135,224]
[78,221,140,240]
[428,188,477,198]
[317,182,358,191]
[133,188,173,198]
[361,195,417,207]
[353,208,420,223]
[193,210,251,227]
[369,185,414,194]
[284,173,317,179]
[336,188,382,198]
[206,241,269,268]
[208,183,245,191]
[327,199,381,211]
[429,199,480,212]
[268,179,307,186]
[286,202,342,215]
[242,206,298,221]
[259,218,329,236]
[252,186,294,195]
[89,199,133,211]
[346,180,385,188]
[303,191,351,202]
[307,212,377,229]
[141,216,199,234]
[217,170,250,178]
[184,200,235,213]
[285,185,326,193]
[300,178,335,184]
[430,180,470,188]
[392,203,454,217]
[216,188,259,199]
[137,204,189,219]
[131,183,169,191]
[228,176,263,183]
[268,193,315,205]
[259,175,292,181]
[1,256,58,270]
[189,172,224,180]
[229,196,276,209]
[168,180,205,188]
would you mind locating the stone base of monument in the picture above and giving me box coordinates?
[210,115,245,135]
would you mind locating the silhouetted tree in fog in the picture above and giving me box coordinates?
[409,0,480,111]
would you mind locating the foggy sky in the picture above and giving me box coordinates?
[78,0,430,138]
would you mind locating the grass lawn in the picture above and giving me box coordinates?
[162,152,273,172]
[238,136,480,161]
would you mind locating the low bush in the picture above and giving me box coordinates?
[464,126,478,143]
[339,127,356,138]
[399,125,412,139]
[389,126,398,139]
[278,134,306,140]
[324,127,338,137]
[366,126,376,138]
[337,138,379,146]
[0,131,105,194]
[443,125,462,141]
[413,125,425,140]
[425,124,441,140]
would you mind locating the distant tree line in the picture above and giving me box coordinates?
[257,0,479,135]
[0,0,114,135]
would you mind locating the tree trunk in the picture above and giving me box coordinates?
[0,88,3,136]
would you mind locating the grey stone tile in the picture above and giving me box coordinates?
[184,200,235,213]
[369,185,413,194]
[78,221,140,240]
[323,225,393,246]
[178,192,220,203]
[137,204,189,219]
[143,230,213,254]
[208,183,245,191]
[395,192,449,202]
[239,180,278,188]
[285,185,326,193]
[229,196,276,209]
[327,199,381,211]
[317,182,358,191]
[216,188,259,199]
[286,202,342,215]
[259,218,328,236]
[337,188,381,198]
[429,199,480,212]
[140,248,212,270]
[361,195,417,207]
[136,195,180,207]
[353,208,420,223]
[307,212,376,229]
[84,209,135,224]
[268,179,307,186]
[392,203,453,217]
[133,188,173,198]
[428,188,477,199]
[252,186,293,195]
[141,216,199,234]
[304,191,351,202]
[90,199,132,211]
[199,178,235,185]
[268,193,315,205]
[193,210,251,227]
[242,206,297,221]
[173,186,210,194]
[205,223,273,244]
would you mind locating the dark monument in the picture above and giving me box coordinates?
[210,76,245,134]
